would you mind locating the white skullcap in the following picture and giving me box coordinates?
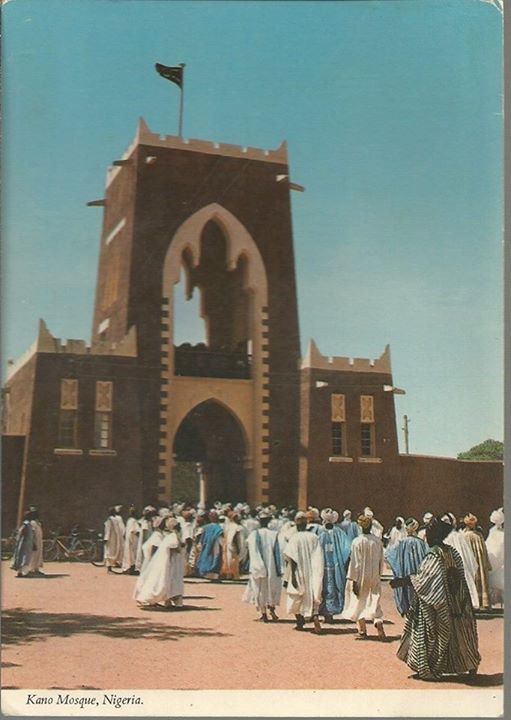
[321,508,339,525]
[143,505,156,513]
[114,505,123,513]
[441,512,456,527]
[490,508,504,527]
[159,507,172,518]
[294,511,307,522]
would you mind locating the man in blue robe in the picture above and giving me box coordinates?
[339,509,360,545]
[318,508,351,621]
[11,510,35,577]
[197,511,224,580]
[386,517,428,616]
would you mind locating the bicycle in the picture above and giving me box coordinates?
[42,529,97,562]
[1,532,17,561]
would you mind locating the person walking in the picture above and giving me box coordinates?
[342,514,386,641]
[283,512,324,634]
[243,508,282,622]
[396,516,480,681]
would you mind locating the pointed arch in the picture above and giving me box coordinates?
[162,203,267,299]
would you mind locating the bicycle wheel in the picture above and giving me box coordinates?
[43,539,59,562]
[74,539,96,562]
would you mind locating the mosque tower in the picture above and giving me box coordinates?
[90,119,302,507]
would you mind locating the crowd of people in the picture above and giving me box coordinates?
[10,499,504,682]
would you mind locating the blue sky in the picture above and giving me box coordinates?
[2,0,503,457]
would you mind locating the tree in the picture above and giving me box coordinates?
[457,439,503,461]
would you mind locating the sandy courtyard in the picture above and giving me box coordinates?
[1,561,503,691]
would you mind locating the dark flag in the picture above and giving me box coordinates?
[155,63,184,88]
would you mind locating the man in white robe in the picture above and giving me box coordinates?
[417,511,433,541]
[342,514,386,641]
[486,507,504,606]
[135,506,157,571]
[28,507,44,575]
[441,512,479,609]
[283,512,324,633]
[121,506,140,574]
[134,517,184,608]
[179,509,196,576]
[363,507,384,539]
[385,517,407,551]
[104,507,125,572]
[243,509,282,621]
[221,511,245,579]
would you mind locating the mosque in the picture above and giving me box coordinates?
[1,119,502,531]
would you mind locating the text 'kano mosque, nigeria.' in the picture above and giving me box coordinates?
[2,119,503,531]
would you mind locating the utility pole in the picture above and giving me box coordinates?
[402,415,411,454]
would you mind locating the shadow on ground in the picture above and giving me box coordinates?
[13,574,70,580]
[2,608,231,646]
[410,672,503,687]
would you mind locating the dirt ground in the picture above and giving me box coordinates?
[1,561,503,691]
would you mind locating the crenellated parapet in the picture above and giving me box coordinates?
[5,321,137,381]
[106,117,288,187]
[301,338,391,374]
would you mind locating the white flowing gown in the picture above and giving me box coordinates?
[443,529,479,609]
[342,533,384,622]
[243,528,282,611]
[283,531,324,617]
[134,531,184,606]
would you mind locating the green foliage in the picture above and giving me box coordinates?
[457,438,503,461]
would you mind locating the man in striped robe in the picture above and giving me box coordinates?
[396,516,480,681]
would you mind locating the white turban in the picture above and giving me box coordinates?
[364,507,374,519]
[423,512,433,524]
[442,512,457,527]
[490,508,504,527]
[321,508,339,525]
[343,509,352,519]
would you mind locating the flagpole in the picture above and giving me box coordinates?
[178,63,185,137]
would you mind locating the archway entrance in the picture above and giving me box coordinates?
[172,400,247,505]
